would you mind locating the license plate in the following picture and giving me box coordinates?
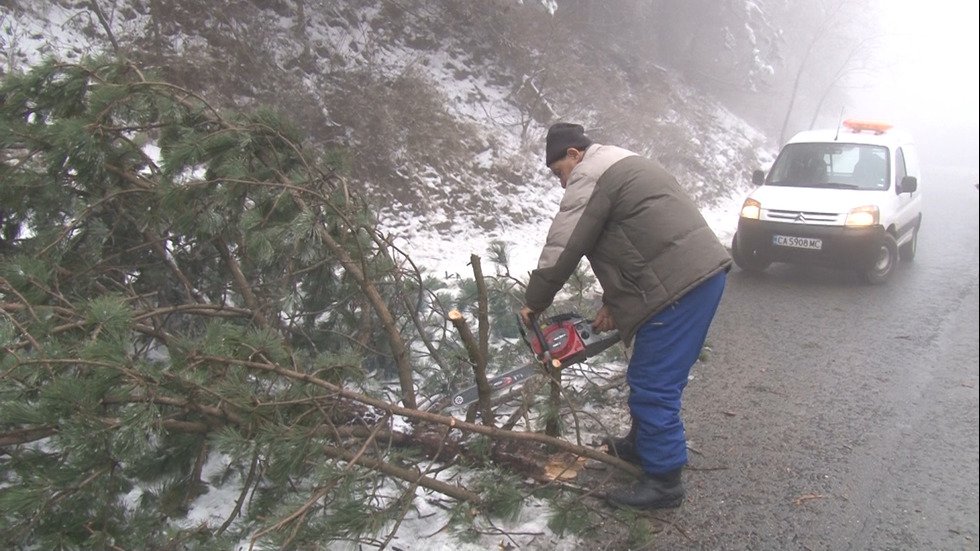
[773,235,823,250]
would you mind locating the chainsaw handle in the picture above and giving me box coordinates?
[515,312,553,368]
[515,312,529,341]
[528,313,554,368]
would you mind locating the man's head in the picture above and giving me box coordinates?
[545,122,592,187]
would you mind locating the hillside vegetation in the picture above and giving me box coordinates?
[3,0,884,234]
[0,1,885,549]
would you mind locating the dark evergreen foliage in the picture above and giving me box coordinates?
[0,57,450,548]
[0,55,617,550]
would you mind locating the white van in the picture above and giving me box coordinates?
[732,119,922,284]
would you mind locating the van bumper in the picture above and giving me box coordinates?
[735,219,886,269]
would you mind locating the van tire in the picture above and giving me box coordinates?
[899,219,920,262]
[731,233,771,273]
[861,234,899,284]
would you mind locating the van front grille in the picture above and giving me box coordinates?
[764,209,841,224]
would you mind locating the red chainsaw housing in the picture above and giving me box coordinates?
[530,319,585,364]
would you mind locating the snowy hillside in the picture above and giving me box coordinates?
[0,0,774,281]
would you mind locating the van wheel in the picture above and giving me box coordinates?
[861,234,899,284]
[731,233,771,273]
[899,220,920,262]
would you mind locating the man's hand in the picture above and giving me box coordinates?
[592,304,615,333]
[519,305,538,328]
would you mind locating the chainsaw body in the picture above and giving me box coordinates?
[449,312,619,408]
[528,314,618,369]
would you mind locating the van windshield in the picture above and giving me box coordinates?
[766,143,890,191]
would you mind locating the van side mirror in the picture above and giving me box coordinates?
[899,176,918,194]
[752,169,766,186]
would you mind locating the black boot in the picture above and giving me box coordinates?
[601,418,641,465]
[605,468,685,509]
[601,435,641,465]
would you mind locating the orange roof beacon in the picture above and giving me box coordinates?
[842,119,893,135]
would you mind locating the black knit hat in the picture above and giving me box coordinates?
[545,122,592,166]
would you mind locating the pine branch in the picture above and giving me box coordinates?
[215,451,259,537]
[471,254,490,379]
[0,425,57,447]
[379,233,454,374]
[310,211,418,410]
[321,445,481,504]
[448,309,493,426]
[193,353,643,477]
[214,235,269,329]
[250,412,394,548]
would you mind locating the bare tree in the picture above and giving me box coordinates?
[774,0,884,143]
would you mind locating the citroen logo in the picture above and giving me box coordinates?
[795,212,807,223]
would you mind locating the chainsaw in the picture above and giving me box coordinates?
[449,312,620,408]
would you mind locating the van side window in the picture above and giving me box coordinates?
[851,145,888,189]
[894,148,908,195]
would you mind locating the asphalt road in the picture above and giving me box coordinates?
[652,165,979,550]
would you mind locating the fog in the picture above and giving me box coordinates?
[853,0,979,170]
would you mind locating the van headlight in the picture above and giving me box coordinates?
[739,198,761,220]
[845,205,879,227]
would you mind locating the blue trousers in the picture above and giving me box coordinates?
[627,270,726,474]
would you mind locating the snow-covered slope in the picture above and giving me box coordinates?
[1,1,773,281]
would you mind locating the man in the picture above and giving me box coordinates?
[519,122,731,509]
[852,146,886,188]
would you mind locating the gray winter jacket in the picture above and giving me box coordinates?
[525,144,732,344]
